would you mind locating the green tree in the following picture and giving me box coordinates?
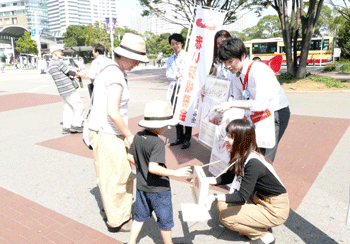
[262,0,326,78]
[256,15,282,38]
[138,0,251,27]
[329,0,350,22]
[63,25,90,62]
[230,31,248,41]
[314,5,346,37]
[337,19,350,58]
[85,22,111,57]
[15,31,38,55]
[63,25,87,47]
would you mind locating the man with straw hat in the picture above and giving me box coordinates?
[127,100,191,244]
[88,33,148,232]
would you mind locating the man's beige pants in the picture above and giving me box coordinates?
[89,130,133,227]
[217,193,289,240]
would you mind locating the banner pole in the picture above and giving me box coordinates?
[184,5,196,52]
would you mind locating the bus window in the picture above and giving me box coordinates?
[323,40,329,50]
[279,46,285,53]
[252,42,277,54]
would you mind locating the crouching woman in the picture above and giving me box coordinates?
[205,119,289,244]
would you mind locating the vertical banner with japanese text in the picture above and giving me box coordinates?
[174,7,225,127]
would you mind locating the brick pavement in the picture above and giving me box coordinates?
[37,114,350,211]
[0,187,121,244]
[1,67,350,243]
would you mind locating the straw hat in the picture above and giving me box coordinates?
[114,33,149,63]
[139,101,178,129]
[50,45,64,53]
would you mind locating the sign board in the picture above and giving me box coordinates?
[198,75,231,147]
[334,48,341,58]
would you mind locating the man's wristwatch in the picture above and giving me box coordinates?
[214,193,218,202]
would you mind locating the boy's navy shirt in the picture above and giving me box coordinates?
[129,129,171,193]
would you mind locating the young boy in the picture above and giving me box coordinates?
[127,100,192,244]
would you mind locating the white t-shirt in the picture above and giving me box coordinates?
[88,59,130,135]
[231,60,289,112]
[89,55,109,81]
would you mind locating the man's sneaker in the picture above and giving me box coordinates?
[70,125,83,133]
[62,128,71,134]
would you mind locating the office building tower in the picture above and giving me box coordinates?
[48,0,117,37]
[0,0,48,34]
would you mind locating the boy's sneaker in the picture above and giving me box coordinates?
[70,125,83,133]
[62,128,71,134]
[251,232,275,244]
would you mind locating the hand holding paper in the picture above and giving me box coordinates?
[214,102,232,113]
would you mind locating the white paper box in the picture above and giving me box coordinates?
[191,166,210,205]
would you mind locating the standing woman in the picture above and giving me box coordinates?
[88,33,149,231]
[166,33,192,150]
[215,38,290,162]
[211,30,232,79]
[205,119,289,244]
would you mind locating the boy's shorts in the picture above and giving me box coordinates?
[134,189,174,230]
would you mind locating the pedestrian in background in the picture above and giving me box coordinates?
[89,43,108,84]
[88,33,149,232]
[0,60,5,73]
[47,45,84,134]
[38,57,47,74]
[166,33,192,150]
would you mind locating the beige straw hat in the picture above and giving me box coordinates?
[114,33,149,63]
[139,101,178,129]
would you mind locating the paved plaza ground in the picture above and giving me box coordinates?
[0,65,350,243]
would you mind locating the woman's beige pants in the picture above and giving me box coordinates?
[89,129,134,227]
[217,193,289,240]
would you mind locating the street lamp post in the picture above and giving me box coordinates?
[33,11,41,58]
[320,37,324,67]
[28,10,41,58]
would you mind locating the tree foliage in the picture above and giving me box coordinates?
[15,31,38,55]
[63,25,87,47]
[337,19,350,58]
[138,0,252,27]
[315,5,345,37]
[263,0,325,78]
[329,0,350,22]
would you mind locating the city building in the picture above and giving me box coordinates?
[130,2,186,35]
[48,0,118,37]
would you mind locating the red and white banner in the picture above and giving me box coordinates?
[174,7,225,127]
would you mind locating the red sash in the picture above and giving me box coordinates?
[243,62,271,123]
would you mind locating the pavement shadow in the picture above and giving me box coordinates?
[90,186,106,221]
[284,209,338,243]
[129,68,165,76]
[172,202,248,243]
[162,129,211,166]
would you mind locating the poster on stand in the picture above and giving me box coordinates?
[198,75,231,148]
[208,108,244,176]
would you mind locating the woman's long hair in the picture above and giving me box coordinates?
[213,30,231,64]
[226,119,260,176]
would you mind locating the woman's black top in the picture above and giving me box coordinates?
[216,158,287,204]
